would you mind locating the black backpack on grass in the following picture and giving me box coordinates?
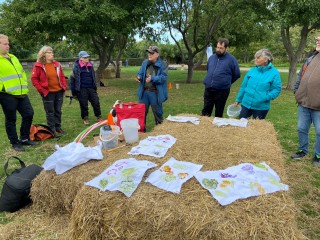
[0,156,43,212]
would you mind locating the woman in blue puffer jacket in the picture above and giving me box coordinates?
[235,49,282,119]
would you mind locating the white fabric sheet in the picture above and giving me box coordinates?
[195,162,289,206]
[145,157,203,193]
[85,158,157,197]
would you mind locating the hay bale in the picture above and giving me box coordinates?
[0,207,69,239]
[64,116,305,239]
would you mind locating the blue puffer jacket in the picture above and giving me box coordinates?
[236,63,282,110]
[137,57,168,104]
[203,52,240,89]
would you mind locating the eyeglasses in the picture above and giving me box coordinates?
[147,52,155,55]
[81,56,89,59]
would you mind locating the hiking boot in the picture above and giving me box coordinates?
[290,150,307,160]
[53,131,62,138]
[313,155,320,167]
[96,116,103,122]
[56,128,66,135]
[20,139,39,146]
[12,142,25,152]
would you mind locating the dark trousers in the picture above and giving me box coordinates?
[42,90,64,131]
[139,90,163,127]
[239,105,269,119]
[201,88,230,117]
[78,88,101,119]
[0,93,34,144]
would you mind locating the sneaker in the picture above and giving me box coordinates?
[56,128,66,135]
[83,119,90,125]
[20,139,39,146]
[313,155,320,167]
[12,142,25,152]
[290,150,307,160]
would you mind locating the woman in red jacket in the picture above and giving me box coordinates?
[31,46,67,137]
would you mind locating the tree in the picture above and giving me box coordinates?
[265,0,320,89]
[0,0,154,83]
[157,0,270,83]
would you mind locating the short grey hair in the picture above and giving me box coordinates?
[37,46,53,63]
[0,34,9,44]
[254,49,273,63]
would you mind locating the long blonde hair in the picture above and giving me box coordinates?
[37,46,53,63]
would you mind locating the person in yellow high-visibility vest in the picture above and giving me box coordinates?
[0,34,38,152]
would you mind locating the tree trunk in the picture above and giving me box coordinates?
[286,61,298,90]
[186,59,194,83]
[115,61,121,78]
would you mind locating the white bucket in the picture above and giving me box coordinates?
[100,125,120,149]
[227,104,241,118]
[120,118,140,144]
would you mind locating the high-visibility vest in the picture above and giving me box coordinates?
[0,53,29,95]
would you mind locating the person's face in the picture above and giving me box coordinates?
[147,51,159,63]
[316,36,320,51]
[80,56,89,64]
[215,42,226,56]
[255,55,268,66]
[45,50,54,63]
[0,37,10,56]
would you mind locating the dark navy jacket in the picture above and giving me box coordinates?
[203,52,240,89]
[70,60,97,95]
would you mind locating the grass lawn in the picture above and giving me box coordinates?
[0,66,319,239]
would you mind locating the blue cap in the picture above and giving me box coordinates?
[78,51,90,58]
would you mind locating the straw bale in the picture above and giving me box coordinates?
[63,115,306,240]
[0,207,69,239]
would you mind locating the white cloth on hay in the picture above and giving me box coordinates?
[128,134,176,158]
[42,142,103,174]
[85,158,157,197]
[195,162,289,206]
[145,157,203,193]
[213,117,248,128]
[166,115,200,125]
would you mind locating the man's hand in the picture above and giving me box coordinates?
[146,74,152,83]
[135,76,141,83]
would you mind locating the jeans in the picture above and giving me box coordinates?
[42,91,64,131]
[139,90,163,126]
[239,105,269,119]
[201,88,230,117]
[0,93,34,144]
[78,88,101,119]
[297,105,320,156]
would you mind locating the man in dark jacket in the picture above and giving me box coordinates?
[202,38,240,117]
[136,46,168,130]
[70,51,102,125]
[291,36,320,167]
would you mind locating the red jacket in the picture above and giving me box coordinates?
[31,61,67,97]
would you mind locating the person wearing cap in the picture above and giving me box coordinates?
[136,45,168,130]
[31,46,67,137]
[290,36,320,166]
[0,34,37,151]
[234,49,282,119]
[202,38,240,117]
[70,51,102,125]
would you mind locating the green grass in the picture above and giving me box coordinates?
[0,66,319,239]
